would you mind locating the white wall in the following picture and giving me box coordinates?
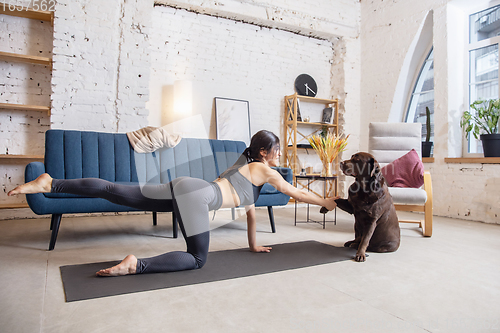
[50,0,153,132]
[147,6,332,144]
[0,8,52,206]
[0,0,361,213]
[360,0,500,224]
[3,0,498,225]
[146,4,357,188]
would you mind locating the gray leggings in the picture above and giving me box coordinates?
[51,177,223,274]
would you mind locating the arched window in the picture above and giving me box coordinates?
[405,48,434,142]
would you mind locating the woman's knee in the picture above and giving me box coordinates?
[187,231,210,268]
[195,255,208,269]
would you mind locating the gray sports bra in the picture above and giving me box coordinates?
[219,160,263,206]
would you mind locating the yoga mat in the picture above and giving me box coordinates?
[60,240,356,302]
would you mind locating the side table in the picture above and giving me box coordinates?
[294,174,337,229]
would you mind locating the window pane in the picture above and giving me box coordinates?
[468,44,499,153]
[470,5,500,43]
[407,91,434,142]
[405,48,434,142]
[469,45,498,86]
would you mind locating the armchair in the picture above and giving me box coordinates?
[368,122,433,237]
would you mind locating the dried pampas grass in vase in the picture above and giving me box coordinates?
[307,133,349,177]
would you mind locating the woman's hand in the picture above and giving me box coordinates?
[323,196,339,211]
[250,246,272,253]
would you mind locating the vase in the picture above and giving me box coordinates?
[321,161,333,177]
[422,142,433,157]
[480,134,500,157]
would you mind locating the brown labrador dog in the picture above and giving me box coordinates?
[334,152,400,262]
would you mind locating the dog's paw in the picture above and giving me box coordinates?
[355,252,366,262]
[319,206,328,214]
[344,240,359,249]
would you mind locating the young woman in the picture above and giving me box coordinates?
[9,130,337,277]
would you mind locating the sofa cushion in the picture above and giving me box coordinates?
[381,149,424,188]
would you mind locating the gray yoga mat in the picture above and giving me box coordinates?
[60,240,357,302]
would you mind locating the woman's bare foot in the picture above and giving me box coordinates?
[7,173,53,196]
[96,254,138,277]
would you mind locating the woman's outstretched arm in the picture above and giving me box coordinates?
[263,168,338,211]
[246,205,272,253]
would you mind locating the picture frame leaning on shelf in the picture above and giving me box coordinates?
[322,107,333,124]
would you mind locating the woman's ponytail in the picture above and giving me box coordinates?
[242,147,252,162]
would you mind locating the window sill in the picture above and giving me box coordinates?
[444,157,500,164]
[422,157,434,163]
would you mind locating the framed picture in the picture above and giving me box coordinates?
[215,97,251,146]
[322,107,333,123]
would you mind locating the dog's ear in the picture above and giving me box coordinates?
[369,158,385,193]
[370,158,380,178]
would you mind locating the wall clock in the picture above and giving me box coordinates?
[294,74,317,97]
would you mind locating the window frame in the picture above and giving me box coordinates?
[464,3,500,157]
[403,45,434,144]
[404,47,434,118]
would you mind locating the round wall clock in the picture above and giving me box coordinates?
[294,74,317,97]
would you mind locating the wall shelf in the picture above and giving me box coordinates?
[0,5,53,24]
[444,157,500,164]
[284,93,339,176]
[1,4,52,212]
[0,102,50,114]
[290,95,337,104]
[0,203,29,209]
[0,154,44,160]
[289,144,313,149]
[0,51,52,67]
[285,120,337,127]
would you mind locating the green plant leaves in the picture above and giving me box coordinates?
[461,99,500,139]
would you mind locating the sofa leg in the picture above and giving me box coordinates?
[152,212,157,226]
[267,206,276,233]
[172,211,178,238]
[49,214,62,251]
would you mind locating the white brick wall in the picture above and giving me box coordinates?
[333,36,361,196]
[0,8,51,207]
[148,5,336,164]
[50,0,152,131]
[360,0,500,224]
[1,0,360,216]
[2,0,498,226]
[156,0,360,38]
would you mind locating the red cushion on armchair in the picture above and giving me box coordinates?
[381,149,424,188]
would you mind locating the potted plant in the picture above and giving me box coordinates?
[422,106,433,157]
[320,125,328,138]
[460,99,500,157]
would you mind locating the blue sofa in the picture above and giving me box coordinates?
[25,130,293,250]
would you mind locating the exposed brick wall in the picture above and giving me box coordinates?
[360,0,500,224]
[50,0,152,131]
[0,13,52,151]
[155,0,360,39]
[148,5,334,142]
[0,0,361,216]
[0,8,51,206]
